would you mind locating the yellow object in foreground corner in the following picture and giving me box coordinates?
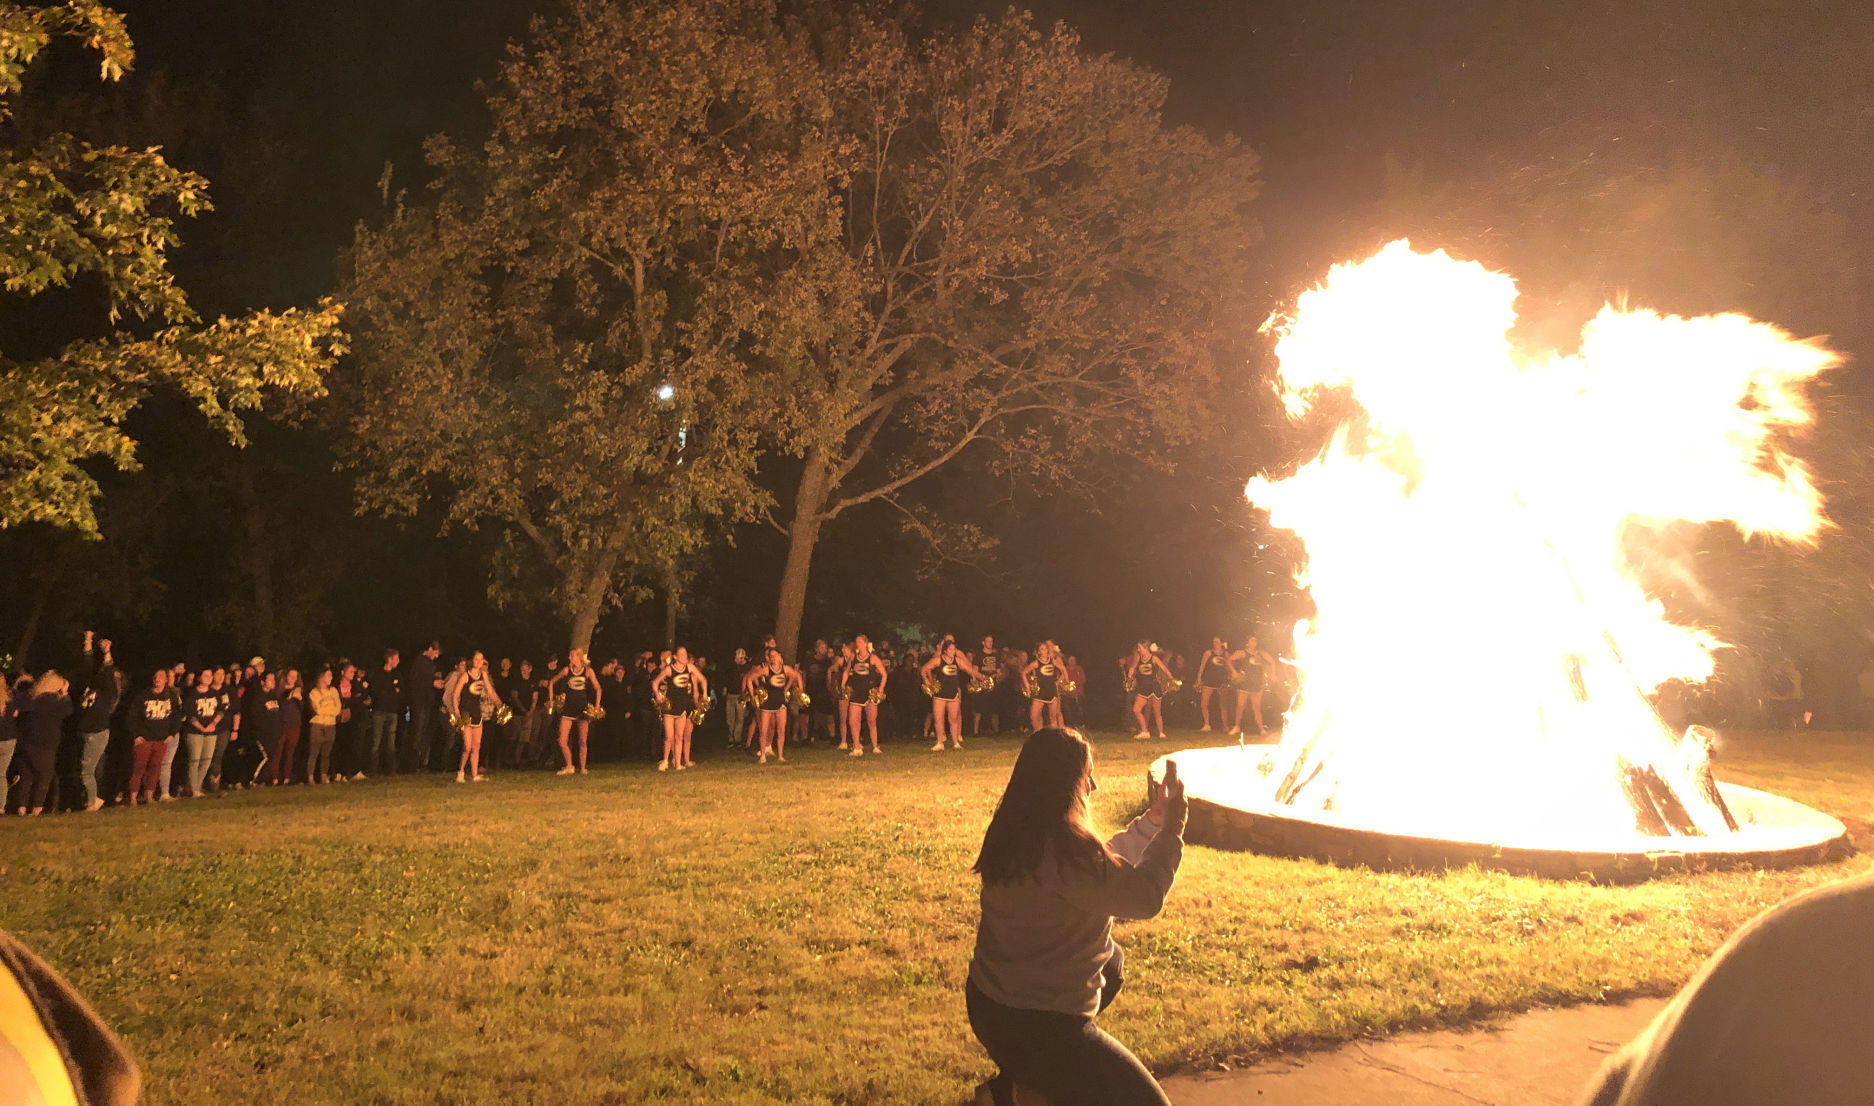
[0,956,80,1106]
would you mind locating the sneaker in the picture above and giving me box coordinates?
[159,794,175,803]
[1227,727,1241,737]
[658,761,669,772]
[675,763,688,771]
[758,751,768,764]
[870,747,882,755]
[353,772,367,781]
[85,798,104,813]
[930,741,945,751]
[456,771,466,783]
[1131,731,1150,741]
[578,767,589,775]
[1200,724,1212,733]
[849,747,863,758]
[775,754,786,763]
[472,775,488,783]
[556,766,576,776]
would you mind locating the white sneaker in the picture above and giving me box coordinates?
[758,751,768,764]
[456,771,466,783]
[930,741,945,751]
[658,761,669,772]
[353,772,367,781]
[556,766,575,776]
[1200,724,1212,733]
[472,775,488,783]
[1131,731,1150,741]
[849,747,863,758]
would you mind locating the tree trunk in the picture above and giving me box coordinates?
[236,464,278,657]
[567,535,626,657]
[662,565,681,648]
[14,590,45,669]
[773,448,833,663]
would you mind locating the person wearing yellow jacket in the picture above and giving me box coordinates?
[306,670,343,784]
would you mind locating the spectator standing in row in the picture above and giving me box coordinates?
[405,642,441,772]
[336,662,364,779]
[126,670,176,805]
[13,670,71,815]
[181,670,221,798]
[75,633,117,811]
[508,658,539,767]
[0,676,17,800]
[367,649,402,777]
[273,669,304,785]
[306,669,341,784]
[155,666,184,801]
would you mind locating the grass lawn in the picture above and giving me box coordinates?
[3,728,1870,1104]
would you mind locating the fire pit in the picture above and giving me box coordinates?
[1150,746,1849,882]
[1197,242,1856,880]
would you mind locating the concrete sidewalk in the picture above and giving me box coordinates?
[1163,998,1667,1106]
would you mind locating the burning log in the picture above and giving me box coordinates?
[1682,725,1740,832]
[1618,757,1702,837]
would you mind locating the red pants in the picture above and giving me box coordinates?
[127,738,167,799]
[273,727,301,785]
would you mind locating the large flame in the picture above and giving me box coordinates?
[1250,241,1840,846]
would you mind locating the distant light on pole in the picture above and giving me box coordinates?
[653,382,677,406]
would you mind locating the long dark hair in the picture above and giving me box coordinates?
[973,728,1117,885]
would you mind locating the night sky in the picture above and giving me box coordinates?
[16,0,1874,678]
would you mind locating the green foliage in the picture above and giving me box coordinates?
[342,0,826,642]
[0,2,346,535]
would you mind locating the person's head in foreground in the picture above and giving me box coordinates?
[1581,871,1874,1106]
[0,930,139,1105]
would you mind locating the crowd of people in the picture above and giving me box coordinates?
[0,628,1296,815]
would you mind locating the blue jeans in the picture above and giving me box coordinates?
[965,949,1166,1106]
[368,711,399,775]
[79,730,109,806]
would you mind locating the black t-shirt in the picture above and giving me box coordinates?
[23,691,72,747]
[406,656,438,712]
[77,658,118,732]
[370,666,405,714]
[185,687,222,734]
[131,688,177,741]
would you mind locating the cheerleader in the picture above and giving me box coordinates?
[1196,637,1234,733]
[549,648,602,775]
[743,646,800,764]
[1122,642,1169,741]
[449,651,502,783]
[922,637,986,751]
[653,646,708,772]
[1230,635,1277,737]
[840,635,889,756]
[1021,641,1068,732]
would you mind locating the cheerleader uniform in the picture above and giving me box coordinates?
[1197,651,1231,690]
[559,668,594,720]
[459,674,487,726]
[664,668,698,716]
[933,657,965,702]
[1237,652,1267,694]
[846,656,881,701]
[1031,661,1061,703]
[1133,657,1165,699]
[756,666,789,713]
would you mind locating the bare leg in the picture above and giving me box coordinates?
[774,711,787,761]
[1045,699,1064,729]
[558,716,576,772]
[946,699,964,747]
[1130,695,1150,739]
[576,722,589,771]
[1199,688,1215,731]
[845,704,864,756]
[1030,698,1046,733]
[1229,691,1248,736]
[864,703,880,752]
[1149,697,1166,738]
[757,711,775,762]
[660,714,677,770]
[679,717,694,767]
[1250,691,1267,735]
[931,700,947,749]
